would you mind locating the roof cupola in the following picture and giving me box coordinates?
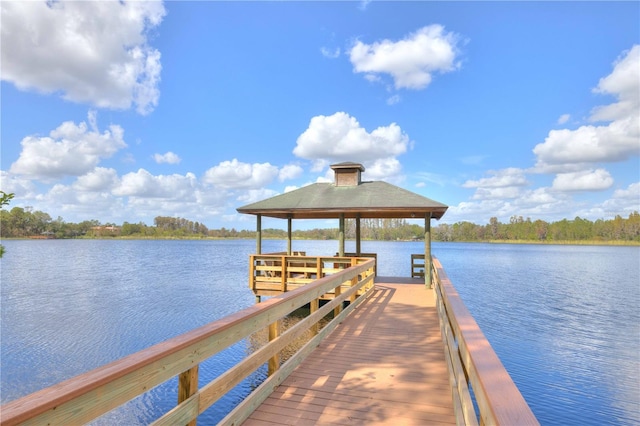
[331,162,365,187]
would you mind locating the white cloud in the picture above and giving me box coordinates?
[611,181,640,201]
[0,171,37,198]
[9,112,127,181]
[153,152,181,165]
[601,182,640,216]
[73,167,119,192]
[236,188,279,204]
[349,25,461,90]
[591,45,640,122]
[557,114,570,125]
[533,118,639,171]
[1,0,165,115]
[364,158,403,181]
[462,168,528,189]
[444,187,573,224]
[293,112,410,179]
[278,164,304,182]
[320,47,341,59]
[45,183,125,219]
[386,94,401,105]
[460,168,531,203]
[552,169,614,192]
[471,187,522,200]
[113,169,198,199]
[533,45,640,172]
[202,159,279,189]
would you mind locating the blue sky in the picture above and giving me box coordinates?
[1,1,639,230]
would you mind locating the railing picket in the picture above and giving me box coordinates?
[267,320,281,376]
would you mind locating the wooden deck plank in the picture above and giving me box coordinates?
[242,277,455,425]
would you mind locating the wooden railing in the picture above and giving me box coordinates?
[411,253,425,278]
[249,253,373,297]
[0,259,376,426]
[432,256,539,426]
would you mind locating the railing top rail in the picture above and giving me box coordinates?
[1,258,376,426]
[432,256,538,426]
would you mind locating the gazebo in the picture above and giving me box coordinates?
[236,162,448,286]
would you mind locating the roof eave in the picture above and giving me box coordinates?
[236,207,448,220]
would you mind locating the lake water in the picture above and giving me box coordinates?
[1,239,638,425]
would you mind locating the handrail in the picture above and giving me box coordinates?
[432,256,539,426]
[0,259,376,426]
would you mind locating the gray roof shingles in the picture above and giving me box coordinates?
[237,181,448,220]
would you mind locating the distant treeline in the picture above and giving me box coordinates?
[1,206,639,243]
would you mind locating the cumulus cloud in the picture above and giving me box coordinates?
[278,164,304,182]
[73,167,119,192]
[113,169,197,199]
[445,187,573,224]
[364,158,403,181]
[601,182,640,216]
[202,159,279,189]
[461,168,529,201]
[552,169,614,192]
[236,188,280,204]
[591,45,640,122]
[349,25,461,90]
[153,152,181,164]
[1,0,165,115]
[462,168,528,189]
[533,118,639,171]
[9,111,127,181]
[533,45,640,172]
[0,171,37,198]
[293,112,410,178]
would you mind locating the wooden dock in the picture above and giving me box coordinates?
[243,277,455,425]
[1,258,538,426]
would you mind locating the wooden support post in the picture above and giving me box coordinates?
[256,214,262,255]
[287,216,292,255]
[268,320,280,376]
[178,365,199,426]
[355,214,361,255]
[310,298,319,336]
[339,213,345,257]
[425,212,432,288]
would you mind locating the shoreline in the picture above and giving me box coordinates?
[3,236,639,247]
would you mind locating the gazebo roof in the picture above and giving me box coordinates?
[236,163,448,220]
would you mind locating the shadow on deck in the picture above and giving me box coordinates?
[243,276,455,425]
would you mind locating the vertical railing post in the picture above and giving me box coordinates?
[334,284,342,317]
[178,365,199,426]
[281,255,287,292]
[249,255,257,291]
[310,298,319,336]
[425,212,432,288]
[349,258,358,303]
[268,320,281,376]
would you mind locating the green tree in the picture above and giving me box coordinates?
[0,191,15,257]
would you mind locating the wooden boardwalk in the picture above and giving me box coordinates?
[243,277,455,425]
